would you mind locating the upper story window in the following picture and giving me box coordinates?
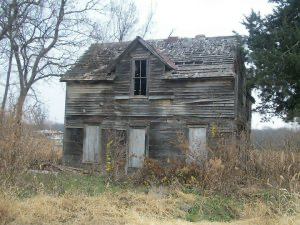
[134,59,147,96]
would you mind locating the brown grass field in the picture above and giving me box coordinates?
[0,188,300,225]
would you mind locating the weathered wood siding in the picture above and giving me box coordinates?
[64,42,244,166]
[66,82,113,117]
[149,121,184,161]
[63,128,83,166]
[83,125,101,163]
[128,128,146,168]
[188,127,207,162]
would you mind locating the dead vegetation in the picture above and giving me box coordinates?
[0,114,300,224]
[0,188,194,225]
[0,112,62,183]
[132,129,300,194]
[0,187,299,225]
[102,129,127,180]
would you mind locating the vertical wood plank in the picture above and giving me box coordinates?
[188,127,207,163]
[128,128,146,167]
[83,125,100,163]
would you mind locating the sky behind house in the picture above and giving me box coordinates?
[35,0,297,129]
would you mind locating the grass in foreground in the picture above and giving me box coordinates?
[186,195,242,222]
[0,172,299,225]
[12,172,110,198]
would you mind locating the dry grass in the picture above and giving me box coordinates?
[0,113,62,183]
[0,190,299,225]
[136,139,300,194]
[0,112,300,224]
[0,189,195,225]
[0,197,15,225]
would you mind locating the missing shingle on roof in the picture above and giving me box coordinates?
[62,36,238,81]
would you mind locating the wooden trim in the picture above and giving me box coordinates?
[130,59,134,96]
[146,57,150,96]
[186,120,209,126]
[62,83,68,163]
[114,96,130,100]
[187,124,209,128]
[65,125,84,129]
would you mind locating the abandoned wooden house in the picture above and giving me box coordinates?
[60,35,252,170]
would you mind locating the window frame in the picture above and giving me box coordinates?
[131,58,149,97]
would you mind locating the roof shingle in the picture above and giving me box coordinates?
[61,36,238,81]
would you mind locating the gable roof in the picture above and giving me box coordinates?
[109,36,177,72]
[61,36,238,81]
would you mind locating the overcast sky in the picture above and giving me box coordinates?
[35,0,297,129]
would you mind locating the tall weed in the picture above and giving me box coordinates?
[0,112,61,183]
[134,130,300,194]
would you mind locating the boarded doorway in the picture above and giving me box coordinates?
[83,125,101,163]
[188,127,207,163]
[128,128,146,168]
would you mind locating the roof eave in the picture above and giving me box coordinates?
[60,74,116,82]
[162,75,235,80]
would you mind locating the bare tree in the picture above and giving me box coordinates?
[1,46,13,112]
[140,6,154,39]
[28,102,48,130]
[0,0,17,41]
[109,0,138,42]
[91,0,155,43]
[0,0,38,112]
[1,0,98,121]
[0,0,154,122]
[0,0,43,41]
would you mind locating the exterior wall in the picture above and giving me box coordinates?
[63,42,244,167]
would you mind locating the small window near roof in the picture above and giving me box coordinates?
[134,60,147,96]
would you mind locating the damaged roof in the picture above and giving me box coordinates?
[60,35,238,81]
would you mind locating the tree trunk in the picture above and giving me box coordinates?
[13,92,27,138]
[1,48,13,112]
[15,92,26,123]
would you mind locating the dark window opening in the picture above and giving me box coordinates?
[134,60,147,95]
